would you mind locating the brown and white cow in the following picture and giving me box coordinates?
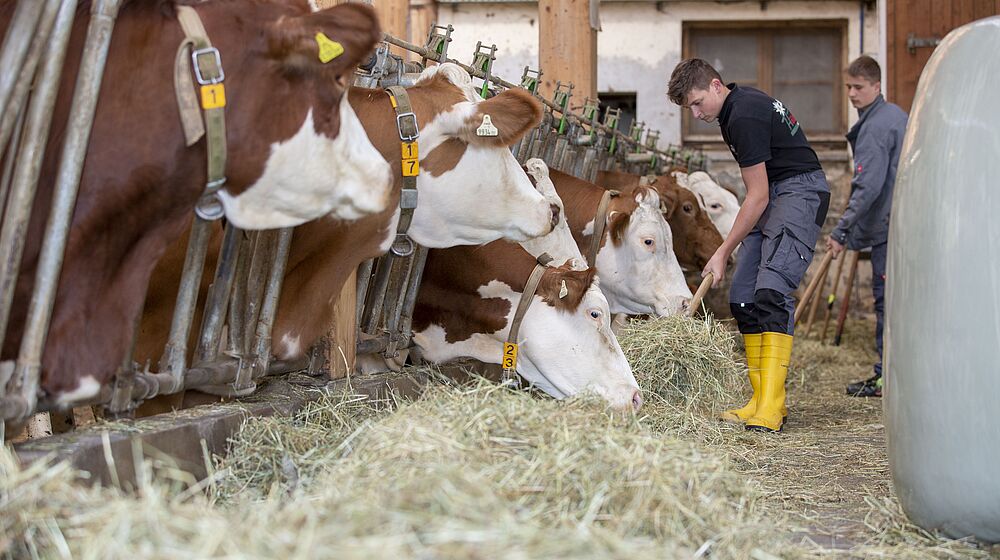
[673,170,740,242]
[136,63,554,382]
[597,170,722,270]
[412,242,642,411]
[543,168,692,316]
[1,1,387,405]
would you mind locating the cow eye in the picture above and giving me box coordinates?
[643,238,654,246]
[589,309,602,319]
[711,203,722,210]
[683,203,694,213]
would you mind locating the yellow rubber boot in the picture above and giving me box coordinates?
[746,332,793,433]
[719,333,762,423]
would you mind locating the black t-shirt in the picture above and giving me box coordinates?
[718,84,822,183]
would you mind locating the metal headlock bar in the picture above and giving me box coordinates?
[1,18,710,428]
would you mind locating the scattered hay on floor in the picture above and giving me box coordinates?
[3,316,997,559]
[2,377,775,559]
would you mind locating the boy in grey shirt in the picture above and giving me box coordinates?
[825,55,908,398]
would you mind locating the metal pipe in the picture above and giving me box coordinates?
[158,216,212,393]
[226,230,255,356]
[242,227,293,387]
[381,255,412,358]
[356,336,389,356]
[355,258,374,327]
[107,281,148,418]
[0,0,46,121]
[0,0,77,359]
[361,255,394,334]
[14,0,124,416]
[396,245,429,351]
[379,31,687,161]
[241,230,274,354]
[195,223,243,364]
[0,106,26,214]
[0,0,61,160]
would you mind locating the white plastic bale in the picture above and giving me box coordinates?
[885,15,1000,543]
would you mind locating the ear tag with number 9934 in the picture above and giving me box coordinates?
[477,114,499,137]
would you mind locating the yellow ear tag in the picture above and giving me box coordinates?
[315,32,344,64]
[476,114,499,137]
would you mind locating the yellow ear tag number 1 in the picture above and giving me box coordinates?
[200,84,226,110]
[401,142,419,177]
[502,342,518,371]
[315,32,344,64]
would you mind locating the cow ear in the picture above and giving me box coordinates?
[267,3,380,78]
[538,266,596,311]
[659,188,678,218]
[460,89,543,147]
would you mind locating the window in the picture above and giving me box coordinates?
[683,22,846,143]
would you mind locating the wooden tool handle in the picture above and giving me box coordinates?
[685,272,714,318]
[794,251,834,324]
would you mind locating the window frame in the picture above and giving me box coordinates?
[681,19,849,147]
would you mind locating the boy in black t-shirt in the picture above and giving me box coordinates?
[668,59,830,433]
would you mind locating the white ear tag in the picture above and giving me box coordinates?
[476,114,499,137]
[559,280,568,299]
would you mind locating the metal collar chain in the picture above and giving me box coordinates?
[385,86,420,257]
[502,253,553,383]
[587,189,619,265]
[174,5,227,221]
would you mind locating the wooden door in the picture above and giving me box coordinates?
[888,0,1000,111]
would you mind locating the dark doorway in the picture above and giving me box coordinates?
[598,92,637,135]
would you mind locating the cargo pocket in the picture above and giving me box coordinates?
[764,227,813,288]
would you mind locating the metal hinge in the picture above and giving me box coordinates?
[907,33,942,54]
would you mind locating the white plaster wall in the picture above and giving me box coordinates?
[439,1,880,144]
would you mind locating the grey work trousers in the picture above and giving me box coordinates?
[730,169,831,335]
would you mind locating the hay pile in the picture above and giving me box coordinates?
[3,316,997,559]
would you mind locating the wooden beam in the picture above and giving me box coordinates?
[326,270,358,379]
[409,0,438,49]
[539,0,597,101]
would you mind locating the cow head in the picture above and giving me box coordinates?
[413,244,641,411]
[406,64,555,247]
[594,187,692,316]
[673,171,739,241]
[519,159,586,269]
[215,2,393,229]
[517,265,641,410]
[651,175,723,269]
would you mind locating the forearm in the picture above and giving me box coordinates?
[720,162,769,257]
[722,193,767,255]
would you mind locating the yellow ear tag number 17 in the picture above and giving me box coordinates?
[502,342,518,371]
[200,84,226,110]
[402,142,419,177]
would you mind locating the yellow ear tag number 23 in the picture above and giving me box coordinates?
[402,142,419,177]
[315,32,344,64]
[502,342,518,371]
[200,84,226,110]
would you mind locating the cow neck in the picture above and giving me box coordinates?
[174,5,227,221]
[503,252,553,383]
[385,86,420,257]
[587,189,619,265]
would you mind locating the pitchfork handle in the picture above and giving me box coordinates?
[686,273,715,318]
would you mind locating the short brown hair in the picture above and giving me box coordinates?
[847,55,881,84]
[667,59,723,106]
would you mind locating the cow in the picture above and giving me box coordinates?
[673,170,740,242]
[530,166,692,316]
[0,0,388,408]
[412,242,643,411]
[135,63,555,403]
[596,170,722,270]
